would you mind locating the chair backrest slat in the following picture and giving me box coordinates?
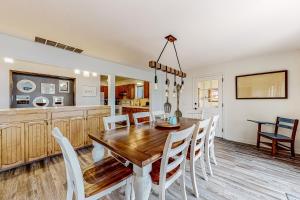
[278,117,295,124]
[275,117,299,140]
[166,154,184,173]
[159,125,195,188]
[206,116,219,146]
[52,128,85,199]
[169,142,188,158]
[190,118,211,160]
[133,112,153,125]
[152,110,166,121]
[278,124,293,130]
[103,114,130,130]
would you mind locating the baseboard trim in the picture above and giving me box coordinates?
[220,136,300,154]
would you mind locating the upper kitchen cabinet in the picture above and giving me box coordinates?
[101,86,108,99]
[115,84,135,99]
[144,82,149,98]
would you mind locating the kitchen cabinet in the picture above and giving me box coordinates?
[69,117,85,149]
[86,115,103,145]
[144,82,149,98]
[101,86,108,99]
[115,84,136,99]
[25,120,48,162]
[0,105,110,171]
[122,107,150,124]
[51,118,70,154]
[0,123,25,169]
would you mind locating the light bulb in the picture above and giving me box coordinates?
[92,72,97,77]
[3,57,14,64]
[83,71,90,77]
[74,69,81,75]
[154,83,158,90]
[172,87,176,97]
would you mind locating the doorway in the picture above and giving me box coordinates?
[192,75,223,138]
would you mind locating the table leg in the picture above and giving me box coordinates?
[133,164,152,200]
[92,141,105,162]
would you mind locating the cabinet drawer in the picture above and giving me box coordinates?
[0,113,48,124]
[52,110,84,119]
[87,109,110,116]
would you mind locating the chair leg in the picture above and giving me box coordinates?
[200,156,208,181]
[180,172,187,200]
[125,178,132,200]
[66,183,73,200]
[159,189,166,200]
[256,133,261,148]
[206,147,213,176]
[271,140,277,156]
[210,145,217,166]
[190,160,199,198]
[291,142,295,157]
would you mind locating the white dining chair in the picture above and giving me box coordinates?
[151,110,167,121]
[103,114,130,130]
[52,127,134,200]
[150,125,195,200]
[205,115,220,176]
[103,114,130,166]
[187,118,211,197]
[133,112,153,125]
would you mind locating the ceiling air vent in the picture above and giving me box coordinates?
[35,36,83,54]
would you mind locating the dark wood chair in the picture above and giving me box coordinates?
[256,117,298,157]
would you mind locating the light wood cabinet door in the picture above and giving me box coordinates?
[0,123,25,169]
[69,117,85,149]
[25,121,48,162]
[51,119,70,154]
[86,115,101,145]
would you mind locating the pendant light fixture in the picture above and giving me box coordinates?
[150,35,186,90]
[172,73,176,97]
[149,35,186,117]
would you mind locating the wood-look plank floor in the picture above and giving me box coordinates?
[1,138,300,200]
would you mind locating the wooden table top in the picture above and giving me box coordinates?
[89,117,199,167]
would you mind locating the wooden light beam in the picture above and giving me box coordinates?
[149,61,187,78]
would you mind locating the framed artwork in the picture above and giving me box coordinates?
[236,70,288,99]
[41,83,55,94]
[59,80,70,93]
[17,79,36,93]
[82,86,97,97]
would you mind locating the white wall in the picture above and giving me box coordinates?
[0,33,166,111]
[181,51,300,153]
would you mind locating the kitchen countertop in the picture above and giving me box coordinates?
[120,105,150,109]
[0,105,111,115]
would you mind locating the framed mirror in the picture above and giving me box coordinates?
[236,70,288,99]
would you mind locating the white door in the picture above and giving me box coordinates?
[192,75,223,138]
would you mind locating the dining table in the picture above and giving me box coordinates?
[88,117,199,200]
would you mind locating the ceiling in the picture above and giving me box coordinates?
[1,0,300,70]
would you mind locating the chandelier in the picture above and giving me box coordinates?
[148,35,186,117]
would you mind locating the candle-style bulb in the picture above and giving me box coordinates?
[154,75,158,90]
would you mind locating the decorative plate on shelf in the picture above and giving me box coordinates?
[33,96,49,107]
[17,79,36,93]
